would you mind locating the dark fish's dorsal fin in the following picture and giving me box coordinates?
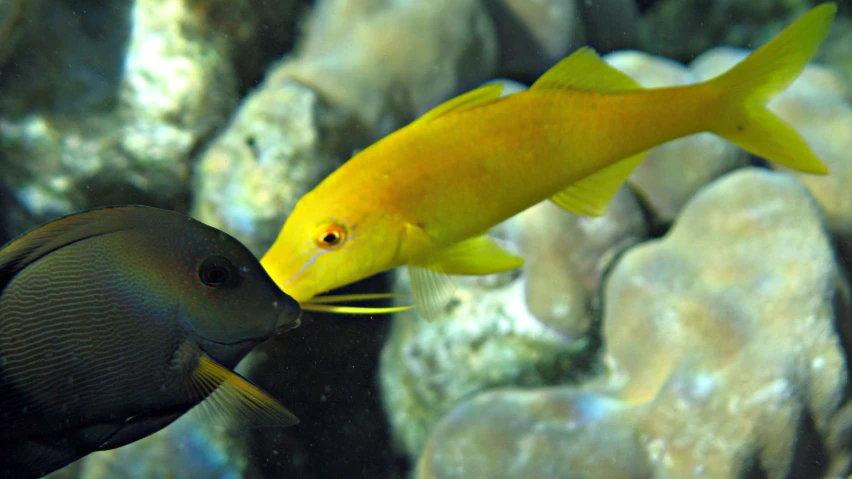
[0,205,170,290]
[531,47,643,92]
[413,83,504,125]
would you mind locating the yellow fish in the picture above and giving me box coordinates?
[262,4,836,320]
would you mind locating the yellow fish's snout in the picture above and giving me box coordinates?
[261,202,414,316]
[261,255,317,303]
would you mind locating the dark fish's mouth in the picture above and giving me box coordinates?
[274,309,302,334]
[271,295,302,334]
[276,316,301,334]
[177,296,301,346]
[204,331,274,347]
[209,310,300,346]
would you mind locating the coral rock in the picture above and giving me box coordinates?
[415,169,852,479]
[605,168,850,478]
[0,0,290,235]
[380,266,590,459]
[506,189,648,337]
[415,388,652,479]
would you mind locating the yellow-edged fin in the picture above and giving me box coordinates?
[550,151,647,216]
[531,47,643,91]
[187,355,298,428]
[414,83,504,124]
[702,3,835,175]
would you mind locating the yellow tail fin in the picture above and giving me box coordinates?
[705,3,836,174]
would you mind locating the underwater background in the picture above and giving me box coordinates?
[1,0,852,478]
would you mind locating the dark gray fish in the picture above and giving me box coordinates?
[0,205,301,478]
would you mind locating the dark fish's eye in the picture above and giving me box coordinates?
[314,224,346,249]
[198,255,239,288]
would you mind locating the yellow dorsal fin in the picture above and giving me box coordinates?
[551,151,647,216]
[187,354,299,428]
[532,47,643,92]
[414,83,504,124]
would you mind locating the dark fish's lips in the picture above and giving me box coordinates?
[271,294,302,334]
[274,309,302,334]
[209,309,300,346]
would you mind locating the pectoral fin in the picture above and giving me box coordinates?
[187,355,298,428]
[408,264,456,322]
[406,226,525,321]
[550,151,647,216]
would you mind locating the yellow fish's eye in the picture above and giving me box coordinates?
[314,224,346,249]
